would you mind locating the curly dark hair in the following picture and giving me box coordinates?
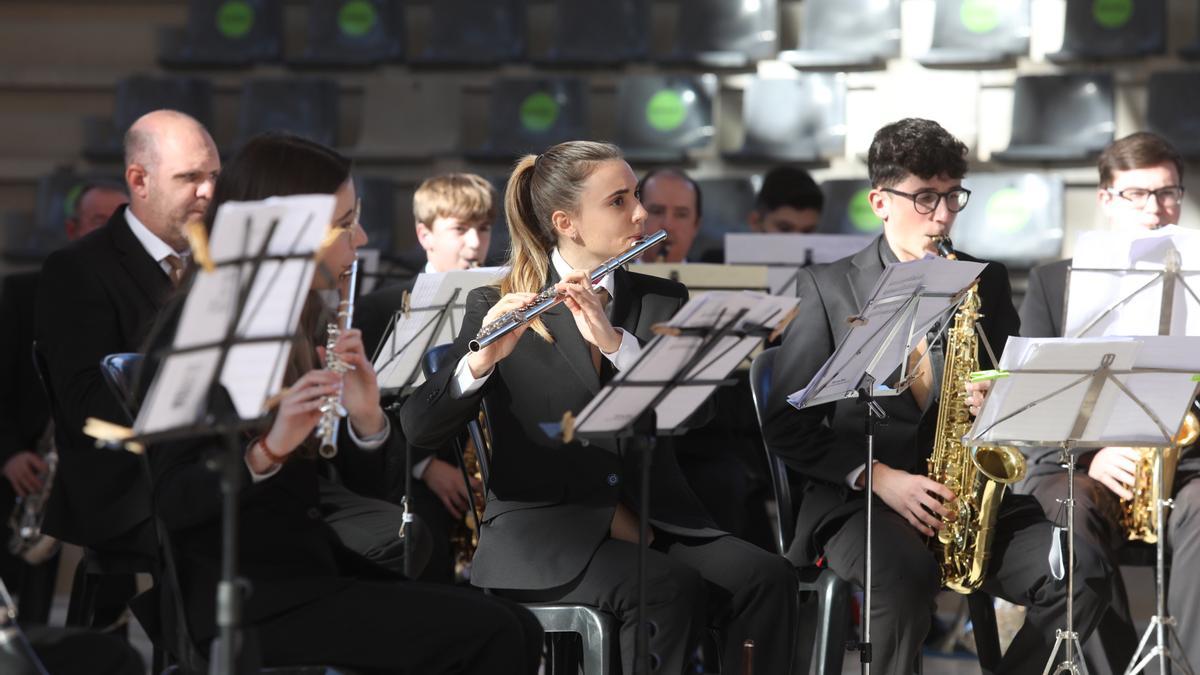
[867,118,969,188]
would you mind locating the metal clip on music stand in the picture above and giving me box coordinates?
[571,295,796,675]
[966,339,1200,675]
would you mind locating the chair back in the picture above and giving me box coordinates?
[422,344,491,491]
[99,353,144,424]
[747,346,795,557]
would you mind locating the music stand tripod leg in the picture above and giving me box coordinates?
[1125,445,1196,675]
[1043,445,1090,675]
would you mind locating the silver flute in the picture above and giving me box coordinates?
[317,259,360,458]
[469,229,667,352]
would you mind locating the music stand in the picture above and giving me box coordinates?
[724,233,874,296]
[92,195,334,675]
[787,255,987,674]
[967,336,1200,675]
[1061,228,1200,675]
[571,291,799,675]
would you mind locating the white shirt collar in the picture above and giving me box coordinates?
[124,207,182,265]
[551,247,616,299]
[423,261,437,274]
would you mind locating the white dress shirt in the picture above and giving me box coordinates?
[125,208,187,278]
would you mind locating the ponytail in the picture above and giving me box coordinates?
[498,141,624,342]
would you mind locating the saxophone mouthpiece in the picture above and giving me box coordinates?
[932,236,957,260]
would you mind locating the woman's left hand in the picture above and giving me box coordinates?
[318,327,386,436]
[557,270,622,354]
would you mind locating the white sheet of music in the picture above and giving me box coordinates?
[788,255,985,409]
[136,194,333,434]
[575,291,798,434]
[725,233,874,296]
[970,336,1200,447]
[1065,225,1200,338]
[373,267,505,391]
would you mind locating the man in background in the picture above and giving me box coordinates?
[748,166,823,234]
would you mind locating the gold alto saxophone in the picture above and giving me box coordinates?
[1120,411,1199,543]
[927,237,1027,594]
[317,259,359,459]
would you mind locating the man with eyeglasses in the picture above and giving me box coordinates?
[1018,131,1195,674]
[762,118,1115,675]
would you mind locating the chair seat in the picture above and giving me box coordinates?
[523,603,617,675]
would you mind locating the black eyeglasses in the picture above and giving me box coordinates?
[881,187,972,214]
[1105,186,1185,209]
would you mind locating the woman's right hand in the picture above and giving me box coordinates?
[257,369,342,463]
[466,292,537,378]
[868,463,957,537]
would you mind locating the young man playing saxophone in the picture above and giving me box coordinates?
[1018,131,1197,674]
[762,118,1118,675]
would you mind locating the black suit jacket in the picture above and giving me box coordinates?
[400,268,722,591]
[1019,258,1070,341]
[0,272,49,466]
[33,206,171,548]
[762,236,1022,565]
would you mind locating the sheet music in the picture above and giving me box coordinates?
[136,194,333,434]
[970,336,1200,446]
[725,233,874,296]
[575,291,798,434]
[1066,226,1200,337]
[374,267,505,391]
[788,256,986,409]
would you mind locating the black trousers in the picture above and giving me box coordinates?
[254,581,543,675]
[318,476,431,577]
[819,494,1115,675]
[503,533,797,675]
[1026,471,1200,674]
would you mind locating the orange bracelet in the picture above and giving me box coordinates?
[256,436,288,463]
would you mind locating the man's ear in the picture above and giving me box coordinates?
[868,188,890,220]
[415,221,434,250]
[125,164,148,200]
[747,210,763,233]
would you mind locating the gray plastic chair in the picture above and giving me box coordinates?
[615,75,717,163]
[691,177,758,263]
[414,0,525,66]
[541,0,647,65]
[1147,70,1200,161]
[292,0,404,67]
[748,347,850,675]
[84,76,214,160]
[726,75,846,163]
[991,73,1114,163]
[470,77,589,161]
[916,0,1030,67]
[950,172,1065,269]
[1047,0,1165,62]
[779,0,900,69]
[815,178,883,236]
[671,0,779,68]
[158,0,283,68]
[236,78,340,149]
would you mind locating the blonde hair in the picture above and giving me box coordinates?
[413,173,496,227]
[501,140,624,342]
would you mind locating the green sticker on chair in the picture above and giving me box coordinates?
[520,92,559,133]
[849,188,882,233]
[985,188,1031,234]
[216,0,255,39]
[338,0,377,37]
[960,0,1001,34]
[63,183,85,220]
[1093,0,1133,29]
[646,90,687,132]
